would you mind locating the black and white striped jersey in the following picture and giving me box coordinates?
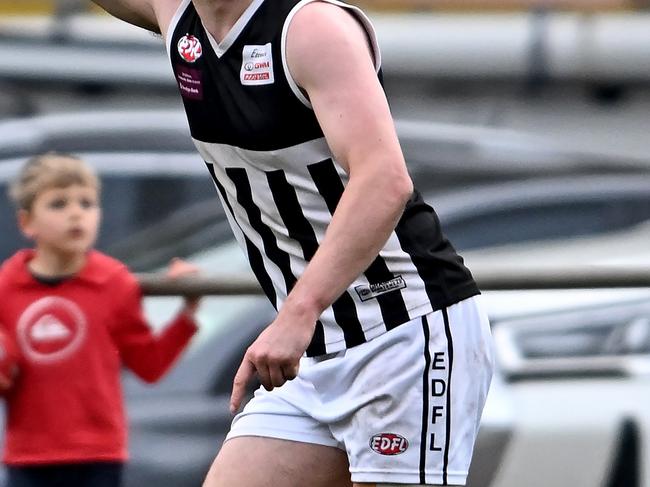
[166,0,480,356]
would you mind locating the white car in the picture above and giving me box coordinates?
[462,216,650,487]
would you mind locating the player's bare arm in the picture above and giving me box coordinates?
[284,3,413,335]
[90,0,180,36]
[230,2,413,412]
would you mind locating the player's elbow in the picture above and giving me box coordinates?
[350,153,413,206]
[381,165,413,207]
[394,171,413,204]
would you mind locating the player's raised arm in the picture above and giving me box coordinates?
[90,0,161,33]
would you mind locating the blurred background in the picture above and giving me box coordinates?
[1,1,650,486]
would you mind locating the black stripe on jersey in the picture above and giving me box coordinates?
[226,167,328,356]
[266,169,366,349]
[265,169,327,354]
[420,314,432,485]
[394,190,479,311]
[442,308,454,485]
[307,159,411,329]
[227,167,296,293]
[206,163,278,309]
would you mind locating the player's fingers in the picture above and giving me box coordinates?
[230,359,256,414]
[0,373,12,391]
[269,364,286,388]
[281,363,299,381]
[256,362,273,391]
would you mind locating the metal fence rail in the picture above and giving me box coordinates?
[137,264,650,296]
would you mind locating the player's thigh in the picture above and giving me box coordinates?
[203,436,352,487]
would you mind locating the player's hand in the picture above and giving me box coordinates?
[167,258,202,315]
[230,313,316,414]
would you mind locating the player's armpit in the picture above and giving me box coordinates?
[90,0,160,33]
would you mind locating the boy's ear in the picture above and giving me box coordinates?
[17,209,35,239]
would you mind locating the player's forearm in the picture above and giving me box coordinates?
[281,160,413,324]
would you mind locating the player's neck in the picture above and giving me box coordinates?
[28,248,88,278]
[192,0,254,43]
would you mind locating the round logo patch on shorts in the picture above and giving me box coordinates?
[369,433,409,455]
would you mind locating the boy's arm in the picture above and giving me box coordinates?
[111,272,198,383]
[90,0,161,33]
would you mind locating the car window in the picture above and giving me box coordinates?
[492,297,650,380]
[442,197,650,251]
[517,317,650,359]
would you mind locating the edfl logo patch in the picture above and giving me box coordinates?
[369,433,409,455]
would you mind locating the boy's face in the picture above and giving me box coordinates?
[19,184,101,258]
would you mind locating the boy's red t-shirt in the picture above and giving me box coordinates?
[0,249,198,465]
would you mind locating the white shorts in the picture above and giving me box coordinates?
[227,295,495,485]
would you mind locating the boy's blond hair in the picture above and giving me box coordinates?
[9,153,100,211]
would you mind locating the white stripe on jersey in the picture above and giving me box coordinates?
[208,161,289,307]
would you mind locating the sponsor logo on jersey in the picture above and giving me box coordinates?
[241,43,275,86]
[370,433,409,455]
[355,276,407,302]
[17,297,87,364]
[176,66,204,100]
[178,34,203,63]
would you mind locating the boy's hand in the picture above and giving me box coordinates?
[0,331,19,395]
[166,258,202,315]
[0,371,14,393]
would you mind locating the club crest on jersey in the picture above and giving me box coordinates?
[240,43,275,86]
[178,34,203,63]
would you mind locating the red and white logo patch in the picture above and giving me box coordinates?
[178,34,203,63]
[370,433,409,456]
[17,297,87,364]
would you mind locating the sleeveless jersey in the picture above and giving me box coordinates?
[166,0,480,356]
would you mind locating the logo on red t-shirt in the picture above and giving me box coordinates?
[17,297,87,363]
